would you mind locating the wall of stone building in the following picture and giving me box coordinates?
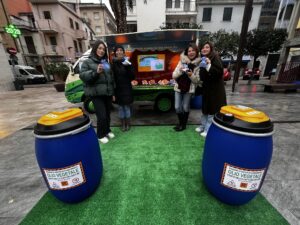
[0,40,14,92]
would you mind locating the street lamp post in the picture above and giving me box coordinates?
[232,0,253,92]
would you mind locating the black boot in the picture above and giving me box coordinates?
[173,113,183,130]
[182,112,189,130]
[175,113,185,132]
[121,119,126,132]
[125,118,131,131]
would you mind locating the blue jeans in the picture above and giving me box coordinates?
[118,105,131,119]
[200,114,214,133]
[174,91,192,113]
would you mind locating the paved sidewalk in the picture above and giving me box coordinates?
[0,80,299,225]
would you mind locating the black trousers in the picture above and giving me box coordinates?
[91,96,112,139]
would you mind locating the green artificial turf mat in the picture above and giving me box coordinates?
[20,126,288,225]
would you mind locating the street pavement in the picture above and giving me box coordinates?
[0,78,299,225]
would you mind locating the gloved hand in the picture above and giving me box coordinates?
[122,57,131,65]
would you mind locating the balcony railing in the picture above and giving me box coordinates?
[277,62,300,83]
[44,45,64,56]
[38,19,60,33]
[166,0,197,14]
[75,30,88,40]
[10,17,36,31]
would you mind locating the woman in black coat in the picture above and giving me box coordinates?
[111,45,135,131]
[198,41,227,137]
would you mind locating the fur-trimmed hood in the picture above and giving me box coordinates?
[180,52,201,65]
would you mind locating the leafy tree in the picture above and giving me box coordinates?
[109,0,133,33]
[199,29,240,60]
[245,29,287,70]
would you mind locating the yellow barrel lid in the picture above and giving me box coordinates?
[220,105,269,123]
[38,108,84,126]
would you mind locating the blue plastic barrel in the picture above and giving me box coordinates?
[34,108,102,203]
[202,105,273,205]
[191,95,202,109]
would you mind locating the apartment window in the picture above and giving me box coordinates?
[83,12,87,19]
[184,0,190,11]
[223,7,232,21]
[95,26,101,33]
[127,23,137,32]
[73,40,78,52]
[69,18,74,29]
[75,22,79,30]
[175,0,180,8]
[284,4,294,20]
[24,36,37,54]
[43,11,51,19]
[94,12,100,20]
[166,0,172,8]
[78,41,83,53]
[202,8,212,22]
[49,36,57,46]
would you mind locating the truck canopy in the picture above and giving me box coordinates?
[99,29,208,83]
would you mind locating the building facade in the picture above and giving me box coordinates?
[196,0,264,33]
[30,0,93,64]
[276,0,300,78]
[127,0,166,32]
[79,2,116,37]
[258,0,281,30]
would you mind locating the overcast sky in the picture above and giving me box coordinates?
[80,0,113,15]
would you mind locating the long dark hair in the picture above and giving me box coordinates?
[184,43,199,60]
[90,40,108,60]
[199,41,217,59]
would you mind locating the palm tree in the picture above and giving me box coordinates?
[109,0,133,33]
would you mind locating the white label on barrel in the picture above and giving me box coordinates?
[221,163,265,192]
[43,162,86,190]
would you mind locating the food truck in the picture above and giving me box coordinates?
[65,29,208,113]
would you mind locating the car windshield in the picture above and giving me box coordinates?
[25,69,41,75]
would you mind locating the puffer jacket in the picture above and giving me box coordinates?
[79,55,115,97]
[172,53,201,93]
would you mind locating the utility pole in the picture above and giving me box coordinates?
[232,0,253,92]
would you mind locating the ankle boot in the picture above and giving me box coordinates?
[125,118,131,131]
[173,113,183,130]
[182,112,189,130]
[121,119,126,132]
[175,113,185,132]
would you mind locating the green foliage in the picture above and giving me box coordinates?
[199,29,240,58]
[245,29,287,59]
[44,63,70,81]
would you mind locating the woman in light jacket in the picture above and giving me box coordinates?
[172,43,201,131]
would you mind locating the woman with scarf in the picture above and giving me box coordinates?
[172,43,201,132]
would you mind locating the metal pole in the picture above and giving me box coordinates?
[232,0,253,92]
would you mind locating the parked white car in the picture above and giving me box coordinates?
[13,65,47,84]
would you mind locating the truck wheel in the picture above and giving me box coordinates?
[84,98,95,114]
[154,95,173,113]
